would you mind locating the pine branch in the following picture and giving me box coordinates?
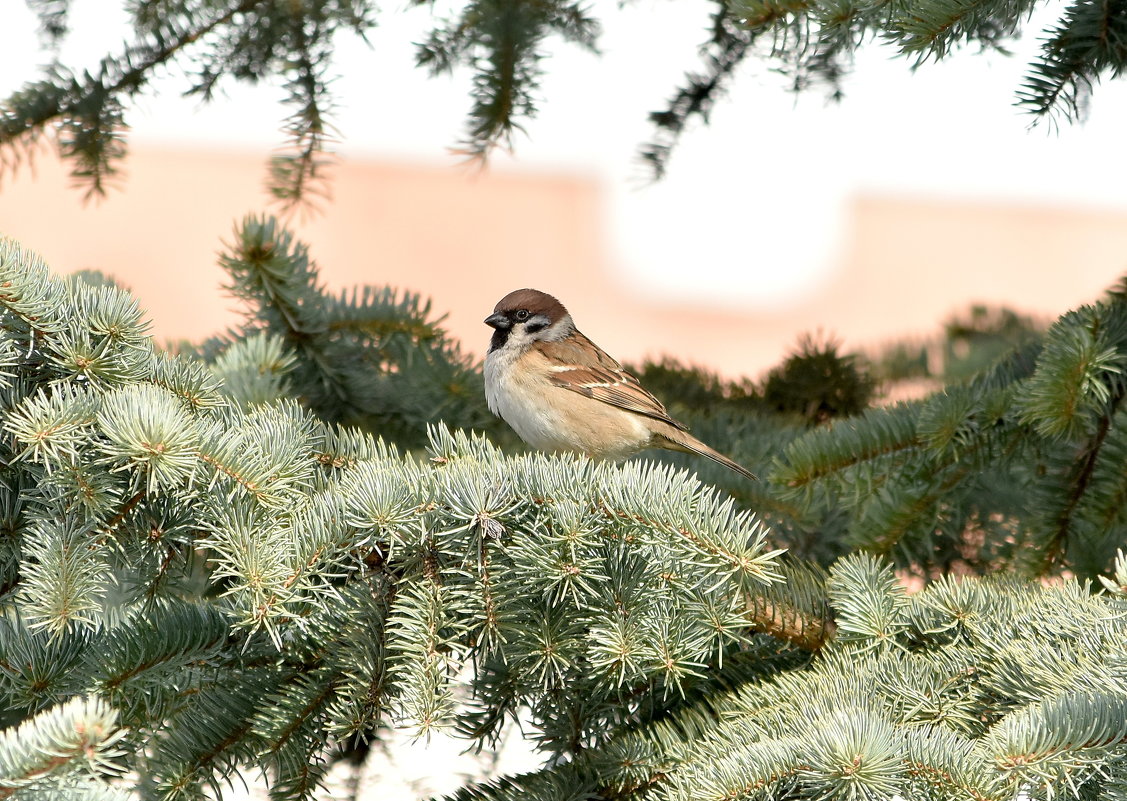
[0,616,87,709]
[1019,0,1127,123]
[2,0,1125,206]
[978,691,1127,794]
[1036,389,1125,574]
[87,602,229,724]
[742,555,835,650]
[147,670,277,799]
[1073,406,1127,562]
[826,551,909,649]
[887,0,1037,62]
[217,216,501,445]
[417,0,600,159]
[443,765,594,801]
[772,401,923,498]
[1,0,263,197]
[1015,300,1127,575]
[267,12,338,213]
[0,696,125,799]
[641,2,755,179]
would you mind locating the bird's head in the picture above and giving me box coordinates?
[485,288,572,352]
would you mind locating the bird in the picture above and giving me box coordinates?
[483,288,756,480]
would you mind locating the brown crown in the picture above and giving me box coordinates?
[493,288,569,321]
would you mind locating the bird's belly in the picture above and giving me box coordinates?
[485,354,650,458]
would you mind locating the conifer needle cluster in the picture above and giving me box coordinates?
[2,218,1127,799]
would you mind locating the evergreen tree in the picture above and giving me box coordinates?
[3,217,1127,800]
[4,0,1125,202]
[872,304,1044,387]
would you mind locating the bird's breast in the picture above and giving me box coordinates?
[484,347,651,458]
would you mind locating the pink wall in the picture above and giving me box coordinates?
[2,145,1125,378]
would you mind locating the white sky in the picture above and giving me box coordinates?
[3,0,1127,310]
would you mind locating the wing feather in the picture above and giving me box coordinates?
[538,334,690,432]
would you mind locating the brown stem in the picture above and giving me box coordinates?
[1040,389,1127,575]
[743,590,835,651]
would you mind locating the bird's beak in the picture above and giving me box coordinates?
[484,312,510,329]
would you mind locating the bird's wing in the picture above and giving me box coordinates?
[536,333,690,432]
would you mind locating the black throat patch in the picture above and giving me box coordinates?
[489,327,510,352]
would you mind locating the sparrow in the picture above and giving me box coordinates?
[483,288,756,480]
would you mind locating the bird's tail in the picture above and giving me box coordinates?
[657,431,758,481]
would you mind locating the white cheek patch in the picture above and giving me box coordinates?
[525,313,551,332]
[540,316,575,342]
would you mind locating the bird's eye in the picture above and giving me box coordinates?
[514,309,530,322]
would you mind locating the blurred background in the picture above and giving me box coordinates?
[3,0,1127,385]
[4,1,1127,796]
